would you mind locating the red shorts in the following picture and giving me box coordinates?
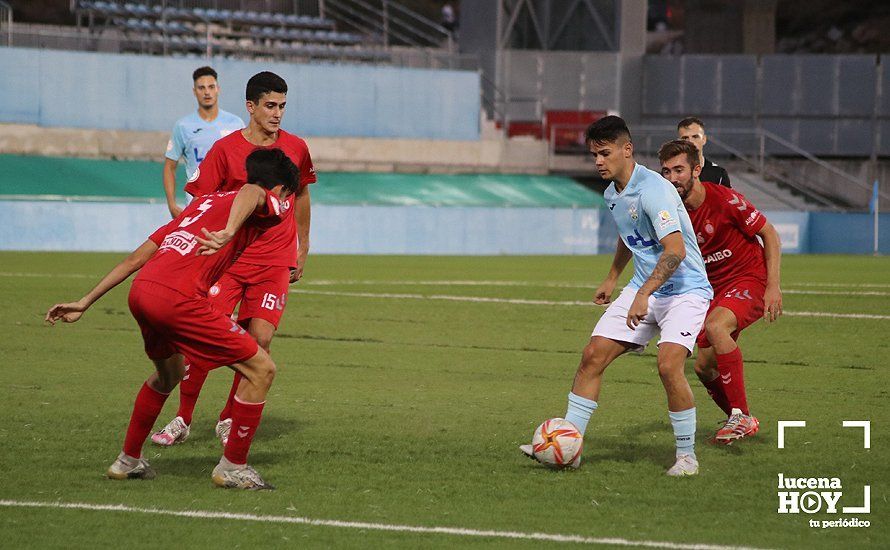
[128,280,259,369]
[207,262,290,329]
[696,278,765,348]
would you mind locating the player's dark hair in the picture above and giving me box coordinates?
[246,71,288,103]
[677,116,705,131]
[192,66,217,82]
[585,115,632,145]
[658,139,701,169]
[246,148,301,195]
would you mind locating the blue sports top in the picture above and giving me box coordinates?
[603,163,713,299]
[165,109,244,179]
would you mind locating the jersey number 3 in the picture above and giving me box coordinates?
[179,199,213,227]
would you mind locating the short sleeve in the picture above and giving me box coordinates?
[298,146,317,187]
[165,123,185,162]
[147,217,179,245]
[184,142,226,197]
[725,190,766,237]
[641,183,683,241]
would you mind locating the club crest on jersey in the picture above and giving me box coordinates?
[187,166,200,183]
[628,204,639,221]
[208,284,221,297]
[657,210,675,229]
[159,230,198,256]
[704,221,715,235]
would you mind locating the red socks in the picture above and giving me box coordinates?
[701,375,732,416]
[123,382,170,458]
[176,363,208,426]
[716,346,749,415]
[218,372,243,422]
[223,396,265,465]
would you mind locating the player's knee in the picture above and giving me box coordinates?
[254,356,277,389]
[578,343,608,377]
[704,317,730,342]
[656,357,684,380]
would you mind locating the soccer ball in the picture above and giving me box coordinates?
[532,418,583,468]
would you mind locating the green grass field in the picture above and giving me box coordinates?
[1,253,887,549]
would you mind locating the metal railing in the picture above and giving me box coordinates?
[546,124,882,211]
[0,0,12,47]
[321,0,453,51]
[2,22,474,70]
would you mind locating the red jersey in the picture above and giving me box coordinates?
[184,129,316,268]
[686,182,768,290]
[136,189,285,298]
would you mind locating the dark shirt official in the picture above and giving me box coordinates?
[700,158,731,187]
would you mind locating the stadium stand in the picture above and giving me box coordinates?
[72,0,382,61]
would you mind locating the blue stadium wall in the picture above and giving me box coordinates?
[1,201,888,255]
[0,47,480,140]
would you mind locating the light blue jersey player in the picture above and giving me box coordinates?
[521,116,711,477]
[604,163,712,300]
[162,66,244,218]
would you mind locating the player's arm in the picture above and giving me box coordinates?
[291,184,311,283]
[627,231,685,329]
[196,184,268,254]
[594,238,632,305]
[45,240,159,325]
[757,221,783,322]
[164,125,186,218]
[162,158,182,218]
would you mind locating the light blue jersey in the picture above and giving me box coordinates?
[603,163,712,299]
[165,110,244,179]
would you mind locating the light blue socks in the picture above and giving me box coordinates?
[565,392,598,434]
[668,407,696,457]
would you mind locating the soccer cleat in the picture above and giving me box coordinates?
[150,416,190,446]
[519,444,582,469]
[215,418,232,447]
[715,408,760,444]
[106,452,156,480]
[666,453,699,477]
[212,462,275,490]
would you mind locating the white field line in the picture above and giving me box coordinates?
[290,289,890,320]
[0,500,766,550]
[3,272,890,295]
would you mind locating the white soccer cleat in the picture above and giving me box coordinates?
[666,453,699,477]
[150,416,190,447]
[211,460,274,490]
[215,418,232,447]
[519,443,582,469]
[106,451,156,480]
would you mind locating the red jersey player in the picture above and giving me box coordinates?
[45,148,301,490]
[658,140,783,443]
[152,71,316,448]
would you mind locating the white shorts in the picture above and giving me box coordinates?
[591,286,709,354]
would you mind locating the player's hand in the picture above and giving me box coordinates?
[594,279,617,305]
[626,292,649,330]
[45,300,87,325]
[168,203,183,219]
[289,266,302,283]
[196,228,234,255]
[763,284,783,322]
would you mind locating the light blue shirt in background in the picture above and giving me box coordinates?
[165,109,244,180]
[603,163,712,299]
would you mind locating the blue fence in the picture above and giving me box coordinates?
[0,47,480,140]
[1,200,887,255]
